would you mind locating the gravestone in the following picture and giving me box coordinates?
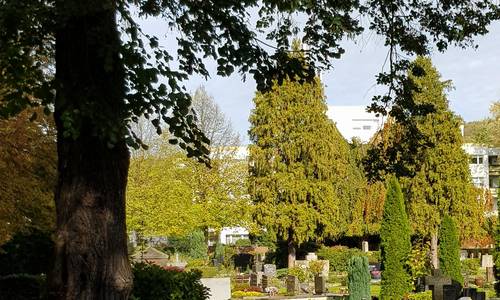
[250,272,263,287]
[200,277,231,300]
[261,274,269,290]
[252,261,263,273]
[362,241,369,252]
[443,283,461,300]
[306,252,318,261]
[286,275,299,295]
[319,260,329,277]
[486,266,494,283]
[314,275,326,295]
[481,254,493,268]
[295,259,309,269]
[263,264,277,277]
[425,269,451,300]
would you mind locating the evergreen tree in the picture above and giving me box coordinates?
[380,176,412,300]
[439,215,463,285]
[366,57,484,267]
[495,209,500,296]
[249,72,351,267]
[348,256,371,300]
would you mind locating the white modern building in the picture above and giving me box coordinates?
[326,105,385,143]
[463,143,500,211]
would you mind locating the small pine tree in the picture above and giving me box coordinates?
[380,176,412,299]
[348,256,371,300]
[439,215,463,285]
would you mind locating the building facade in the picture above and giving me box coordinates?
[462,143,500,211]
[326,105,385,143]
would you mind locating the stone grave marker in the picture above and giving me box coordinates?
[286,275,299,295]
[261,274,269,290]
[295,259,309,268]
[252,261,263,273]
[425,269,451,300]
[200,277,231,300]
[443,283,461,300]
[263,264,277,277]
[314,275,326,295]
[362,241,369,252]
[481,254,493,268]
[306,252,318,261]
[250,272,262,287]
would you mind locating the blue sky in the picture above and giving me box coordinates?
[138,16,500,144]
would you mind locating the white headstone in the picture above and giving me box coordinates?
[201,277,231,300]
[362,241,369,252]
[306,252,318,261]
[482,254,494,268]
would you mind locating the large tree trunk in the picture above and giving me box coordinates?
[48,1,133,299]
[431,232,439,269]
[287,234,296,268]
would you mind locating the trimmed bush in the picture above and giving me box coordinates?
[318,246,365,272]
[380,176,412,299]
[347,256,370,300]
[166,230,208,260]
[131,262,209,300]
[407,291,432,300]
[439,215,463,285]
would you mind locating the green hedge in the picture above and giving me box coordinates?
[131,262,209,300]
[318,246,364,272]
[439,215,463,285]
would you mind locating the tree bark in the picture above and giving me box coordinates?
[48,1,133,299]
[431,232,439,269]
[287,233,296,268]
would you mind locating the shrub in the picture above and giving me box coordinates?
[439,215,463,285]
[187,258,207,268]
[380,177,412,299]
[0,230,53,276]
[234,238,252,247]
[461,258,480,277]
[407,291,432,300]
[288,266,310,282]
[191,266,219,278]
[347,256,370,300]
[407,241,432,287]
[367,251,381,264]
[131,262,209,300]
[0,274,46,300]
[166,230,208,260]
[231,291,264,298]
[309,260,326,276]
[318,246,365,272]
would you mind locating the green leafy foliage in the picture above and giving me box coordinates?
[249,75,353,260]
[464,101,500,147]
[407,241,432,287]
[317,246,365,272]
[407,291,432,300]
[366,57,486,242]
[439,215,463,285]
[131,262,209,300]
[0,109,56,245]
[166,230,208,260]
[380,177,412,299]
[347,256,371,300]
[287,266,310,283]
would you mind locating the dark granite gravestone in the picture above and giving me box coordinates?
[463,287,477,298]
[425,269,452,300]
[250,272,262,287]
[286,275,299,295]
[476,291,486,300]
[262,274,269,290]
[314,275,326,295]
[443,282,461,300]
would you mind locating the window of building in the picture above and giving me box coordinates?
[489,155,499,165]
[470,156,484,164]
[362,125,371,130]
[225,234,249,245]
[472,177,486,187]
[490,176,499,189]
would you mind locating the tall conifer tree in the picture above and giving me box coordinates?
[248,53,351,266]
[380,176,412,300]
[366,57,484,267]
[439,215,463,285]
